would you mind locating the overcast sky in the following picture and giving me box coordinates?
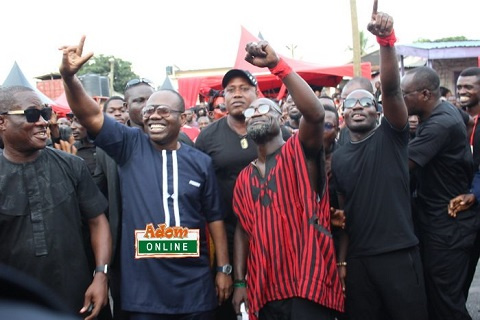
[1,0,478,89]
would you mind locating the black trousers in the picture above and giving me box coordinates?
[464,229,480,298]
[129,310,215,320]
[345,247,428,320]
[420,230,475,320]
[259,297,336,320]
[214,295,237,320]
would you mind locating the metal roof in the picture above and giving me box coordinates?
[400,41,480,49]
[359,49,426,72]
[396,41,480,59]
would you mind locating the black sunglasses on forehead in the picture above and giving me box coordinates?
[124,78,154,91]
[1,105,52,123]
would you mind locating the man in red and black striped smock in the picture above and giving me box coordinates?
[232,41,344,320]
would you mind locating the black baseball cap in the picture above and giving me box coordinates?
[222,69,258,88]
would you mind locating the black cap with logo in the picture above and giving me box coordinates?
[222,69,258,88]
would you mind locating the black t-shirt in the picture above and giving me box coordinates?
[93,147,122,264]
[74,140,97,176]
[332,117,418,258]
[195,118,258,255]
[337,126,350,147]
[409,101,477,234]
[0,147,107,311]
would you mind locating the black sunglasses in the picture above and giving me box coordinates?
[343,98,376,109]
[214,103,227,112]
[1,106,52,123]
[124,78,154,91]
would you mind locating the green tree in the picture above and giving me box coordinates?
[78,54,138,94]
[415,36,469,43]
[348,31,375,56]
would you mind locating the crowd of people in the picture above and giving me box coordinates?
[2,2,480,320]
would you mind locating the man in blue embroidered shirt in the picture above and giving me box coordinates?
[59,36,232,320]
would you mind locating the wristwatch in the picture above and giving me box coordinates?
[93,264,109,276]
[216,264,233,275]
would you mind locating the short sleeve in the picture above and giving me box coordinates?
[408,120,450,168]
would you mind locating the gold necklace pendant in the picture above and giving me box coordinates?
[240,137,249,149]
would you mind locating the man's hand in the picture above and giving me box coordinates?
[448,193,476,218]
[244,40,280,69]
[330,207,346,229]
[59,36,94,79]
[367,0,393,37]
[232,287,248,315]
[215,273,233,305]
[49,111,58,126]
[54,136,77,155]
[79,274,108,320]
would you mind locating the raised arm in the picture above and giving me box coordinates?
[367,0,407,129]
[244,41,324,155]
[59,36,105,136]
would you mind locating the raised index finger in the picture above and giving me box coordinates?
[372,0,378,18]
[77,35,86,56]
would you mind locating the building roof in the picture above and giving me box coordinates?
[396,40,480,59]
[359,50,425,73]
[35,72,62,80]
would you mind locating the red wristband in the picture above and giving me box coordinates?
[269,58,293,80]
[376,29,397,47]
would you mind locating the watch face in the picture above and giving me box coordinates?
[218,264,232,275]
[224,264,232,275]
